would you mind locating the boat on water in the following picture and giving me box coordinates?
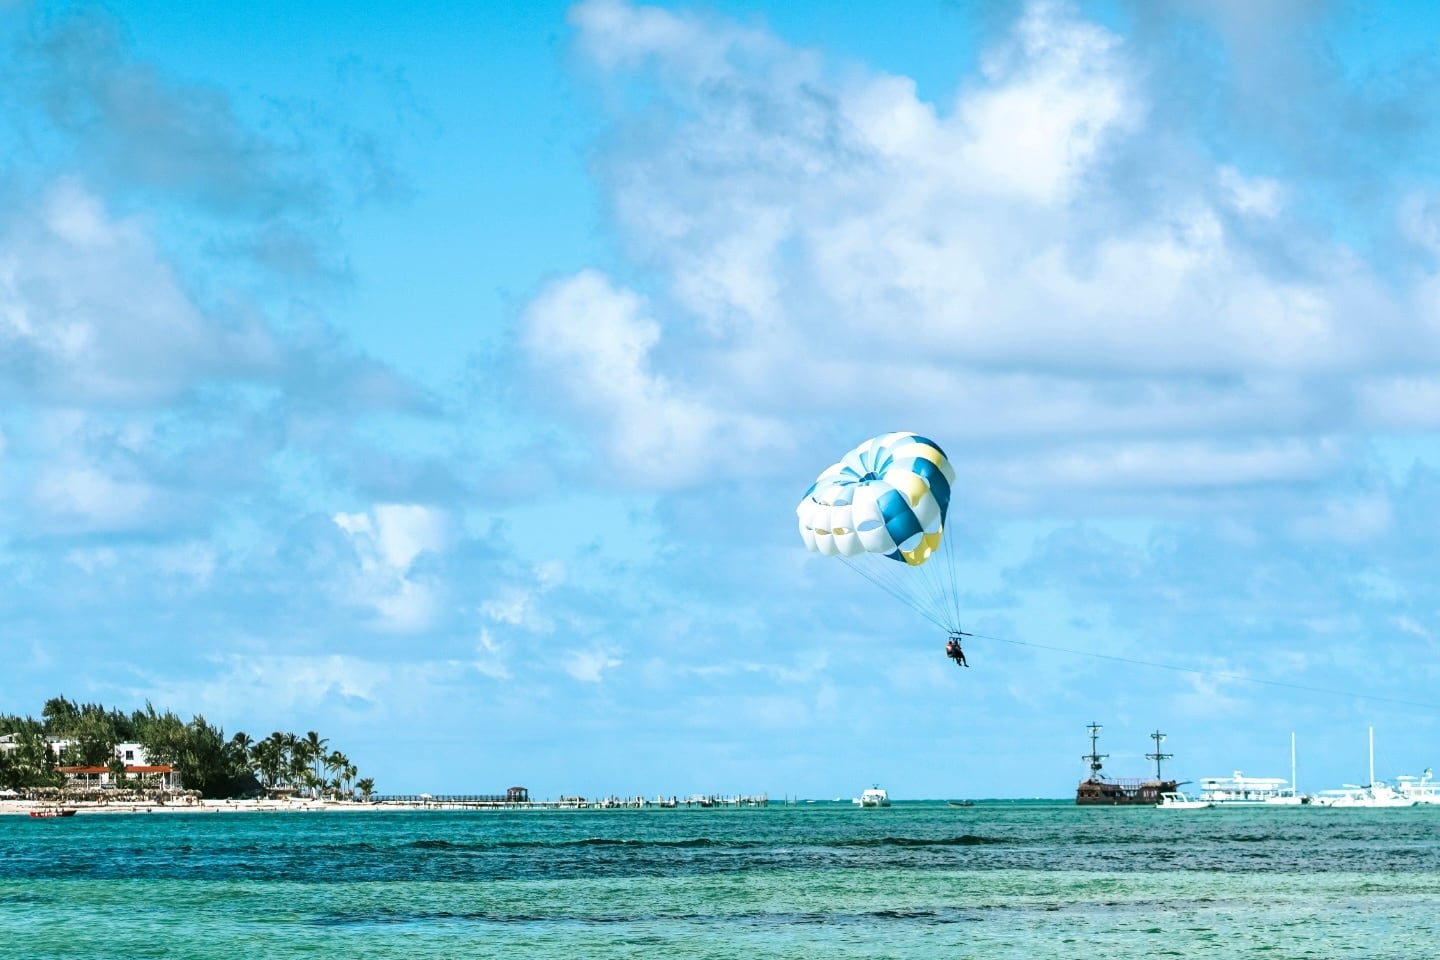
[1196,734,1306,806]
[29,807,77,818]
[1075,723,1178,806]
[1312,783,1415,808]
[853,786,890,808]
[1311,727,1417,808]
[1396,769,1440,805]
[1160,734,1308,810]
[946,800,974,807]
[1196,772,1305,806]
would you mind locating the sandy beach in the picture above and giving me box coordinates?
[0,797,410,816]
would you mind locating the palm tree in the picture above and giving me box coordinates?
[251,739,279,789]
[282,733,303,792]
[326,750,348,799]
[227,732,253,777]
[304,732,328,793]
[356,778,375,803]
[229,731,253,762]
[262,732,290,790]
[291,743,312,795]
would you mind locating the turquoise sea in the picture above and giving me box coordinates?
[4,801,1439,959]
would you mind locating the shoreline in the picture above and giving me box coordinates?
[1,795,774,815]
[0,797,420,816]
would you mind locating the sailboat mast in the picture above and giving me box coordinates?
[1146,730,1173,781]
[1291,732,1297,795]
[1368,726,1375,787]
[1083,722,1107,779]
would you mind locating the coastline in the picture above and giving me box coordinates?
[0,797,414,816]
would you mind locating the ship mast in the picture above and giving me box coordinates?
[1083,722,1108,781]
[1146,730,1172,782]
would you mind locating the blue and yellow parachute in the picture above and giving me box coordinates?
[797,432,963,632]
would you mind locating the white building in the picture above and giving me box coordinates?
[114,742,151,766]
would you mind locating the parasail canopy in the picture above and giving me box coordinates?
[797,432,964,632]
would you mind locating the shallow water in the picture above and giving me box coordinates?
[4,802,1438,958]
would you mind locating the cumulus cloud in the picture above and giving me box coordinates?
[333,504,449,632]
[15,8,322,216]
[138,653,466,722]
[534,0,1440,508]
[520,269,790,487]
[0,179,278,405]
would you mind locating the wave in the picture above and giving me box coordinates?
[409,837,746,850]
[833,835,1008,847]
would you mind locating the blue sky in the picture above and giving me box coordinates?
[5,0,1440,800]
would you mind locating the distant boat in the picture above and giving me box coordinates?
[1191,734,1306,807]
[1396,769,1440,805]
[1196,773,1304,807]
[29,807,77,818]
[1312,782,1415,808]
[1311,727,1417,808]
[1158,791,1212,810]
[946,800,974,807]
[853,786,890,808]
[1075,723,1178,806]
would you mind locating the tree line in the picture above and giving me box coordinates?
[0,696,375,801]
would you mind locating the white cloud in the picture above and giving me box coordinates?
[1399,191,1440,258]
[951,0,1135,205]
[520,269,790,487]
[1219,166,1284,218]
[1291,495,1393,545]
[333,503,448,632]
[141,653,455,720]
[1393,616,1433,642]
[472,627,512,680]
[565,647,623,683]
[32,464,155,531]
[0,179,278,405]
[547,0,1440,508]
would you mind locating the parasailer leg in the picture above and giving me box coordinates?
[946,632,970,667]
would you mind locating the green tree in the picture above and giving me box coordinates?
[41,697,79,734]
[0,723,62,791]
[60,710,119,767]
[304,732,328,790]
[325,750,348,798]
[135,706,232,797]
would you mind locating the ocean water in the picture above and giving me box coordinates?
[3,801,1438,959]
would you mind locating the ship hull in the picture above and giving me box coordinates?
[1076,778,1178,805]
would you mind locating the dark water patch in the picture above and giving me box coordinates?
[833,835,1008,847]
[409,836,754,851]
[565,837,738,848]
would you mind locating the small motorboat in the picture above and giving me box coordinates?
[853,786,891,808]
[30,807,78,818]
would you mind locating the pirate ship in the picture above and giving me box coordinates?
[1075,722,1179,805]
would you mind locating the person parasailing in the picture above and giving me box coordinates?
[945,629,971,667]
[796,432,972,667]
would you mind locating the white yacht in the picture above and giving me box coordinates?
[1197,772,1303,806]
[1312,781,1416,808]
[1192,734,1305,807]
[853,786,890,808]
[1311,727,1417,808]
[1396,769,1440,805]
[1158,791,1212,809]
